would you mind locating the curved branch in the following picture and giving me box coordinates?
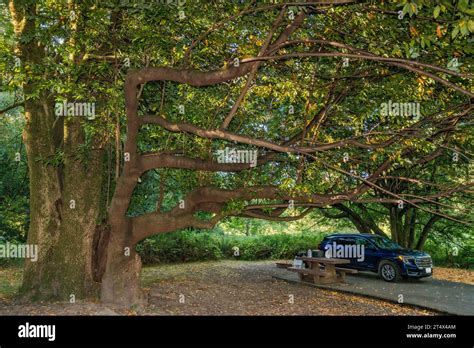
[141,115,313,154]
[139,152,261,173]
[240,207,313,221]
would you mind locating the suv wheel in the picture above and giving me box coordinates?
[378,260,401,282]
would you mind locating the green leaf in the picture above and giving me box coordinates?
[460,21,468,36]
[468,20,474,33]
[402,3,410,16]
[451,26,459,39]
[433,6,440,19]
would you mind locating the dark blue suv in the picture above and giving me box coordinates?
[318,233,433,282]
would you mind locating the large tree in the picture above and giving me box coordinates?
[3,0,472,306]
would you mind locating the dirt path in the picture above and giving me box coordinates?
[2,260,468,315]
[141,260,434,315]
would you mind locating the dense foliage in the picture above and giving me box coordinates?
[0,0,473,304]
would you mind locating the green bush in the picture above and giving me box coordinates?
[136,229,326,264]
[137,230,474,268]
[137,230,223,263]
[424,242,473,269]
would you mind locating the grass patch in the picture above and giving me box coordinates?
[0,263,23,301]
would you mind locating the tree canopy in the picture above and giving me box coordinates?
[1,0,472,306]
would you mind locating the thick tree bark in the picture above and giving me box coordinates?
[11,0,104,301]
[100,220,145,306]
[20,96,104,301]
[20,90,63,299]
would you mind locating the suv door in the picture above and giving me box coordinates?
[354,237,378,270]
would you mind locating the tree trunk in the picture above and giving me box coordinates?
[20,92,63,300]
[100,220,145,307]
[11,0,105,301]
[389,206,399,243]
[358,205,387,237]
[396,210,404,247]
[401,208,413,248]
[416,215,441,250]
[20,103,104,300]
[407,209,416,249]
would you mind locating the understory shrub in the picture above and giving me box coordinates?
[137,230,326,264]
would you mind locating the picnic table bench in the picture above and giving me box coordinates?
[275,262,292,269]
[286,257,358,284]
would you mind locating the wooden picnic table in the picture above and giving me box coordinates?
[286,256,357,284]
